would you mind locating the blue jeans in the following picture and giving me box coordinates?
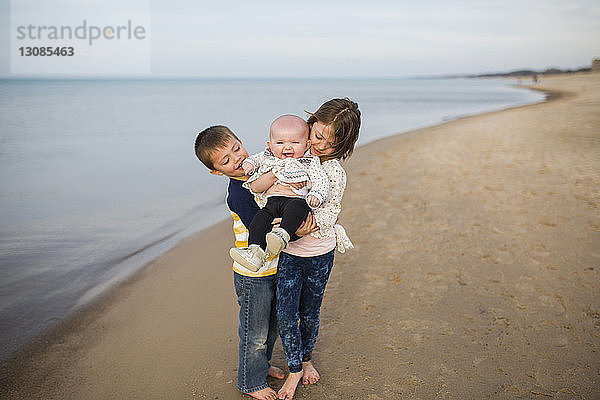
[233,272,278,393]
[276,250,334,373]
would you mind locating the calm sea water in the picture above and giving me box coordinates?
[0,77,543,362]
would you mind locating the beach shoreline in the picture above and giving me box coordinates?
[1,72,598,399]
[0,77,546,366]
[0,78,546,365]
[0,77,542,365]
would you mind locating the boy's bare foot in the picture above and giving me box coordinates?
[301,361,320,385]
[247,387,277,400]
[268,365,285,379]
[277,371,303,399]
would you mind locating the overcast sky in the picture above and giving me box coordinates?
[1,0,599,77]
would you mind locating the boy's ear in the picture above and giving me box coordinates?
[209,169,224,176]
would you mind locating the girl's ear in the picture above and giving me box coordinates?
[307,140,311,148]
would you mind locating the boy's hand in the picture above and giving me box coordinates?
[289,181,307,190]
[242,161,255,175]
[306,195,320,208]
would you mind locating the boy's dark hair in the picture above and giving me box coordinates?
[307,98,361,161]
[194,125,241,170]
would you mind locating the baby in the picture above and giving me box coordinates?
[229,115,329,271]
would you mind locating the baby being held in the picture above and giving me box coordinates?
[230,115,329,271]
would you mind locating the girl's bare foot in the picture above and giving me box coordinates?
[277,371,303,399]
[301,361,320,385]
[268,366,285,379]
[248,387,277,400]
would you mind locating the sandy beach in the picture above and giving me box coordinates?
[1,73,598,399]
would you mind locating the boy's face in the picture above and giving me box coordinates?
[209,137,249,178]
[268,126,310,159]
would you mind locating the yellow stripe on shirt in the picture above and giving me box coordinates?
[227,209,277,277]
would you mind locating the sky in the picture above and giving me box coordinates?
[1,0,599,78]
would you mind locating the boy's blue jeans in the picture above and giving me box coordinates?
[276,250,334,373]
[233,272,278,394]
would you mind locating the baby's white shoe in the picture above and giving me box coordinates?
[229,244,265,272]
[266,227,290,257]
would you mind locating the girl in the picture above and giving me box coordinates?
[276,98,361,399]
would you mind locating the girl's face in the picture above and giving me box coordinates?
[309,121,336,157]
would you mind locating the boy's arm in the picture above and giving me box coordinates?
[226,182,259,229]
[248,171,277,193]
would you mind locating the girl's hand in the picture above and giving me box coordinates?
[271,214,319,236]
[295,213,319,236]
[289,181,307,190]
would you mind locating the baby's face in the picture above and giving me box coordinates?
[268,127,310,159]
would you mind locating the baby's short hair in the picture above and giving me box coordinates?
[194,125,241,170]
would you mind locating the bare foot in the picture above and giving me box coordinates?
[277,371,303,399]
[302,361,320,385]
[247,387,277,400]
[268,365,285,380]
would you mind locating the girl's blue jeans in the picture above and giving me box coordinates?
[233,272,278,394]
[276,250,334,373]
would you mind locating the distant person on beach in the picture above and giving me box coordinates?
[273,99,360,399]
[230,115,352,272]
[195,126,317,400]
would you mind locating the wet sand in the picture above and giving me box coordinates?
[1,73,599,399]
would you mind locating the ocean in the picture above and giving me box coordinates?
[0,77,544,362]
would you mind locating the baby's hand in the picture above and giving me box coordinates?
[306,195,320,208]
[242,160,255,175]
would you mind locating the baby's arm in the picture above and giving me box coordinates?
[242,160,255,175]
[242,150,274,194]
[243,151,267,175]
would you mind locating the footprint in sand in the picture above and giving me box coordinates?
[539,217,557,227]
[530,243,551,261]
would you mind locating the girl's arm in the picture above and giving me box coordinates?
[306,158,330,207]
[316,161,346,228]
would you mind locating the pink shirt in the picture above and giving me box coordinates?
[284,234,336,257]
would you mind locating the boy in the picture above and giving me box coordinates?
[194,125,316,400]
[230,115,329,272]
